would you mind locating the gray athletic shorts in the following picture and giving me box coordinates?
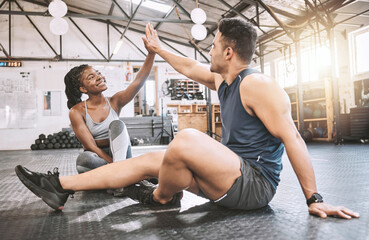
[211,157,276,210]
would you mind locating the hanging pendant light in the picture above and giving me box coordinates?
[48,0,69,35]
[190,8,207,24]
[191,24,207,41]
[48,0,68,18]
[49,17,69,35]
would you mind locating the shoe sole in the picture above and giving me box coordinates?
[15,167,65,211]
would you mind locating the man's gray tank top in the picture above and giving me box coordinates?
[84,97,119,140]
[218,68,284,189]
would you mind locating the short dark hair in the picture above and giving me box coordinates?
[218,18,257,63]
[64,64,89,109]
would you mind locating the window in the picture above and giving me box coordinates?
[275,56,297,88]
[128,0,172,13]
[351,26,369,78]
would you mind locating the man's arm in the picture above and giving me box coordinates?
[241,74,359,219]
[143,23,222,90]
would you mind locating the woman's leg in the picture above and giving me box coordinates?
[76,151,108,174]
[109,120,131,161]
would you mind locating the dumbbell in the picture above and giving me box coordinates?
[30,144,38,150]
[39,143,46,150]
[39,134,46,140]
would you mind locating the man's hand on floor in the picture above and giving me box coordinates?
[308,202,360,219]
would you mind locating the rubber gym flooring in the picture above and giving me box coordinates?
[0,143,368,240]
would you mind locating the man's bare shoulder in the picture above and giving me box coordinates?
[240,73,286,107]
[242,73,276,87]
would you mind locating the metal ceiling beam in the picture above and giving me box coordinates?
[8,0,11,56]
[257,7,369,61]
[0,42,10,59]
[155,4,176,30]
[169,0,190,18]
[3,0,209,60]
[0,0,6,8]
[255,0,294,40]
[107,3,115,57]
[68,17,108,61]
[189,42,209,63]
[13,0,58,56]
[257,0,354,46]
[110,24,147,57]
[6,0,211,49]
[217,0,261,29]
[196,1,252,45]
[108,3,115,15]
[111,0,130,19]
[0,56,168,63]
[336,12,369,17]
[161,39,187,57]
[267,5,302,20]
[109,0,143,60]
[0,10,217,24]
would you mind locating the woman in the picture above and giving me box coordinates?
[64,51,155,174]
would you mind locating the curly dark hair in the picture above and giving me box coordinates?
[218,18,257,63]
[64,64,89,109]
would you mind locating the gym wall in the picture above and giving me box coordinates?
[0,2,209,150]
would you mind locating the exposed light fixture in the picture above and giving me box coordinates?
[191,24,207,41]
[190,0,207,40]
[48,0,68,18]
[49,17,69,35]
[113,38,124,55]
[48,0,69,35]
[190,8,206,24]
[128,0,171,13]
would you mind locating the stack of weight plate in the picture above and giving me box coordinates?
[350,107,369,139]
[30,131,82,150]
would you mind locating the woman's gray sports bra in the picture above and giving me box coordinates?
[84,97,119,140]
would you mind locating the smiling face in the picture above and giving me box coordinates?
[79,66,108,94]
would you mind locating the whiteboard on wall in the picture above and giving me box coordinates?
[0,72,37,129]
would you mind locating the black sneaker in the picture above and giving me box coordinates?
[15,165,74,211]
[123,180,182,207]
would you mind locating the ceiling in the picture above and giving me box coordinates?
[1,0,368,62]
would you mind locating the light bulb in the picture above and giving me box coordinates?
[113,39,124,55]
[48,0,68,18]
[191,24,207,40]
[190,8,207,24]
[49,17,69,35]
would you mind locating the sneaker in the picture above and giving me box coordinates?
[122,180,182,207]
[15,165,74,211]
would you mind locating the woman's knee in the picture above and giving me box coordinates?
[76,151,107,173]
[109,120,126,136]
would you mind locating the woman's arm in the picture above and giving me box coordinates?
[143,23,220,90]
[69,108,112,163]
[110,53,155,111]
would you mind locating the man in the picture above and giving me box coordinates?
[15,19,359,219]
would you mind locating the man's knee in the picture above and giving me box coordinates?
[173,128,202,144]
[166,128,202,160]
